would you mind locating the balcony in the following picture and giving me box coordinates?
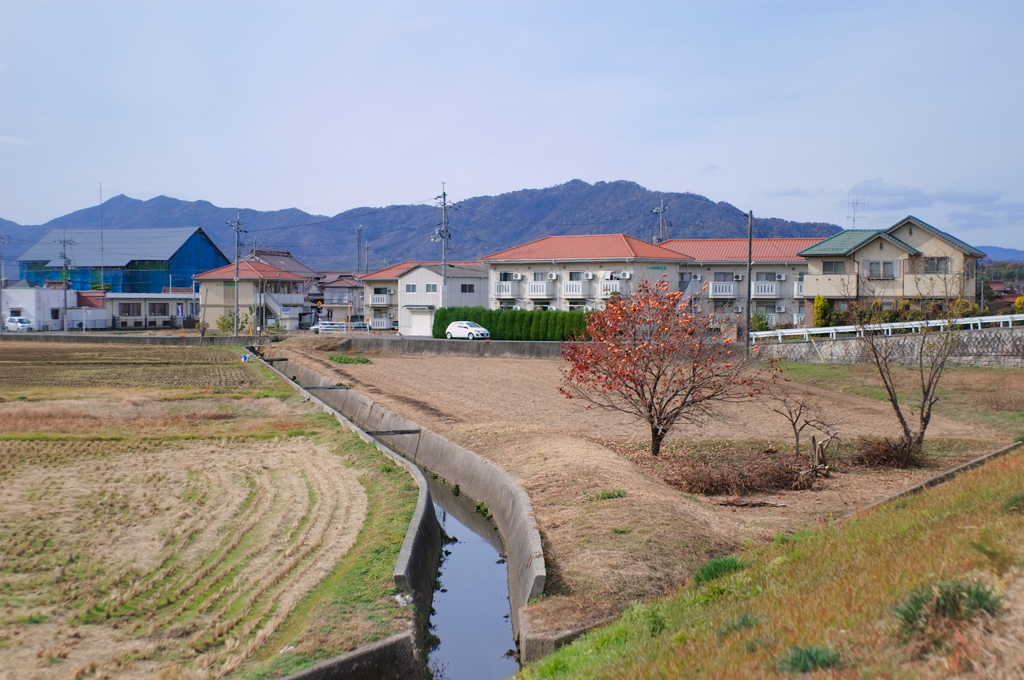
[527,281,553,298]
[793,314,806,326]
[599,280,627,298]
[752,282,778,298]
[494,282,516,298]
[369,294,392,307]
[562,281,584,298]
[370,318,392,330]
[794,282,805,298]
[709,282,736,298]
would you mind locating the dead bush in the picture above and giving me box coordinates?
[678,449,814,495]
[851,438,925,468]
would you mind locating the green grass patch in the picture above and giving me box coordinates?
[328,355,372,365]
[519,448,1024,679]
[587,488,626,501]
[693,556,748,585]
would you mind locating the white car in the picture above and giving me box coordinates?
[445,321,490,340]
[5,316,33,332]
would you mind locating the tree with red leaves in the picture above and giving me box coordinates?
[560,279,763,456]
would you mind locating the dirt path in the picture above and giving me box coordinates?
[279,341,1001,635]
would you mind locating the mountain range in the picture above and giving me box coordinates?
[0,179,911,274]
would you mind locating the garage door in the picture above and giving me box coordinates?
[409,311,433,336]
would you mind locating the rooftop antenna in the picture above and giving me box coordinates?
[847,195,868,230]
[431,182,452,308]
[227,210,247,336]
[652,199,671,243]
[99,183,105,292]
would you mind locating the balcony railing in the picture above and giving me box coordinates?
[494,282,515,297]
[794,282,804,298]
[752,282,778,297]
[562,281,584,297]
[370,318,392,329]
[793,314,806,326]
[599,281,626,298]
[369,294,391,307]
[709,282,736,298]
[527,281,553,298]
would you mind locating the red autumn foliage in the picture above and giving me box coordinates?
[560,279,763,456]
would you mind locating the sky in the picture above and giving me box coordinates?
[1,0,1022,248]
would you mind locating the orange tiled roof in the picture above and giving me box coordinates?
[659,238,825,262]
[479,234,692,262]
[193,261,305,281]
[358,261,480,281]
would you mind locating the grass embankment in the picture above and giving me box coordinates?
[521,446,1024,678]
[777,361,1024,438]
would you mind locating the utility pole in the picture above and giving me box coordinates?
[57,231,76,332]
[99,183,105,292]
[431,183,452,309]
[652,199,671,244]
[0,233,8,335]
[364,243,370,274]
[227,211,246,336]
[744,211,753,356]
[355,224,363,273]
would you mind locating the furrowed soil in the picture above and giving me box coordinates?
[278,339,1012,636]
[0,342,411,680]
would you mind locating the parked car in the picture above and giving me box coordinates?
[445,321,490,340]
[5,316,33,332]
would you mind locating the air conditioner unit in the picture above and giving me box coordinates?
[387,311,394,318]
[775,305,786,313]
[511,305,523,310]
[387,288,395,294]
[547,272,559,280]
[690,273,701,281]
[776,273,787,281]
[733,274,744,281]
[620,271,632,280]
[733,305,743,313]
[583,271,595,280]
[583,305,595,312]
[511,273,523,281]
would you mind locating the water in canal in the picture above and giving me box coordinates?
[426,475,520,680]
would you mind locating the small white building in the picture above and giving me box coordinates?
[106,292,200,329]
[1,279,70,331]
[396,263,489,336]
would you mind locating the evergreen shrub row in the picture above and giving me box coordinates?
[431,306,589,341]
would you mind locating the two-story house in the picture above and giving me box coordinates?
[659,238,825,326]
[319,274,365,322]
[359,261,482,331]
[396,263,489,335]
[798,216,985,311]
[478,234,693,311]
[193,261,306,331]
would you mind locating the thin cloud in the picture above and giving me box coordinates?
[0,136,29,146]
[849,178,1002,210]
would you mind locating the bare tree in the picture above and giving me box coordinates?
[763,380,839,458]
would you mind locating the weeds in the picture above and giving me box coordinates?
[328,355,372,365]
[1005,491,1024,513]
[693,556,748,585]
[895,578,1000,645]
[587,488,626,501]
[967,528,1015,575]
[718,612,763,637]
[776,645,841,673]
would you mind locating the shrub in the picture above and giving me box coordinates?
[851,438,924,468]
[693,556,748,585]
[1015,296,1024,314]
[750,312,770,333]
[812,295,830,327]
[895,578,1000,641]
[776,645,841,673]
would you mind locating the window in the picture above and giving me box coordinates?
[797,302,805,314]
[10,308,22,316]
[460,284,475,293]
[51,308,60,320]
[714,272,733,282]
[499,272,516,282]
[534,271,549,282]
[822,261,846,275]
[373,287,388,295]
[149,302,169,316]
[867,260,897,279]
[119,303,142,316]
[755,272,775,282]
[189,302,200,316]
[796,272,805,282]
[568,271,583,281]
[405,284,416,293]
[425,283,437,293]
[924,257,951,274]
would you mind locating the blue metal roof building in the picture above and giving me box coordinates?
[17,227,230,294]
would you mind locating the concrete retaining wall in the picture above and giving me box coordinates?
[273,355,546,650]
[334,335,564,359]
[255,355,438,680]
[0,333,285,346]
[757,326,1024,368]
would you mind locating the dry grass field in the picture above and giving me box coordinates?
[0,342,417,680]
[277,338,1018,639]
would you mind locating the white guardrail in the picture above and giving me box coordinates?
[750,313,1024,343]
[313,321,370,333]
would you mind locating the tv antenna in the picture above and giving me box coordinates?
[652,199,671,243]
[847,195,868,229]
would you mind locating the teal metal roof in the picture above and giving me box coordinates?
[887,216,986,258]
[797,230,919,257]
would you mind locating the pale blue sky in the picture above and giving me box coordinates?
[1,1,1022,247]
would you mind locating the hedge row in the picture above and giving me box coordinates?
[432,307,589,341]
